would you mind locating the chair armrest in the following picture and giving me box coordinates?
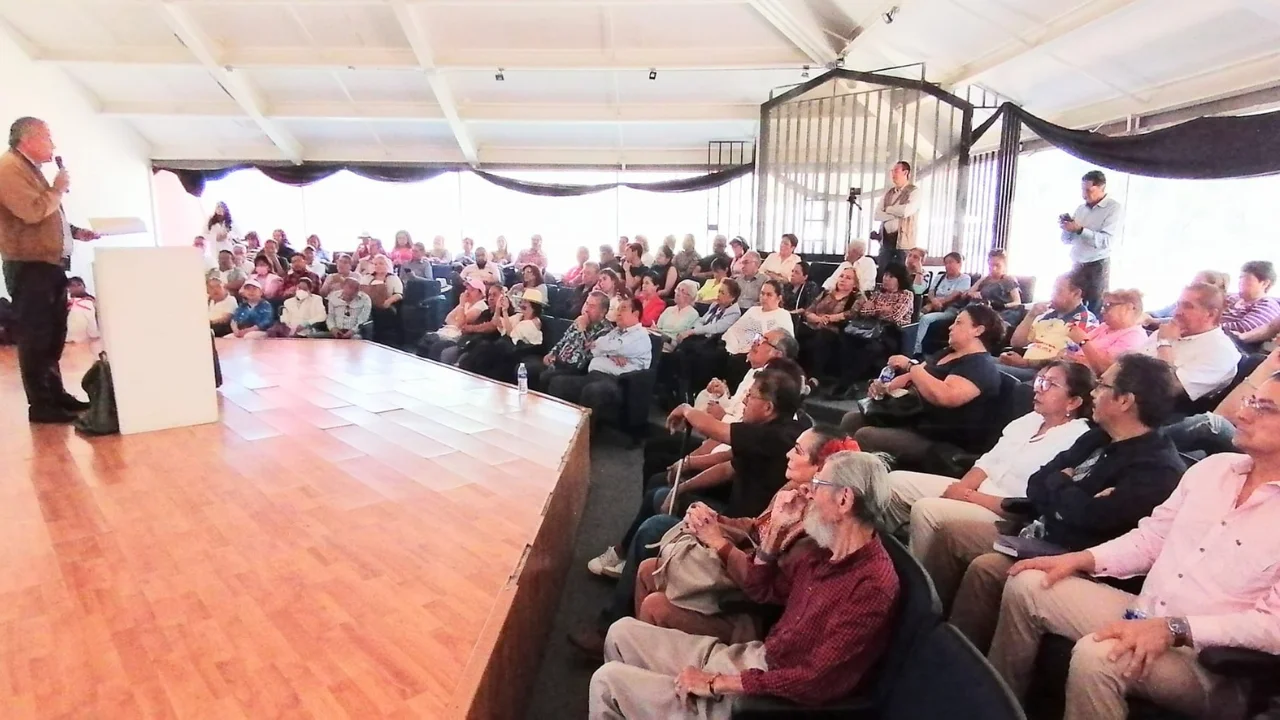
[1000,497,1035,517]
[1198,647,1280,680]
[731,694,874,719]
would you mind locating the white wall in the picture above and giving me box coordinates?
[0,28,155,298]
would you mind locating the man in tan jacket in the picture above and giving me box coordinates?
[0,117,97,423]
[874,160,920,276]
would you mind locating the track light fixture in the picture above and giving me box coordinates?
[882,6,899,23]
[801,64,810,79]
[495,68,505,81]
[648,68,657,80]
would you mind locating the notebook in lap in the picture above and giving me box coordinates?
[993,534,1069,560]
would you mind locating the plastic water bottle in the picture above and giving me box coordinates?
[877,365,897,385]
[517,363,529,395]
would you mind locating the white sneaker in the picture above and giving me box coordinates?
[587,547,624,578]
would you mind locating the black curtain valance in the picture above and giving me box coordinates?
[154,162,754,198]
[973,102,1280,180]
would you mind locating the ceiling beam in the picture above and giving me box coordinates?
[85,0,746,5]
[939,0,1142,87]
[1047,48,1280,130]
[33,45,809,72]
[390,0,478,165]
[746,0,838,65]
[100,100,762,123]
[149,143,714,167]
[157,2,303,164]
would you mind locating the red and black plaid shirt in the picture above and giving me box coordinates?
[739,535,899,705]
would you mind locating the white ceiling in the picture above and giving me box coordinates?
[3,0,1279,166]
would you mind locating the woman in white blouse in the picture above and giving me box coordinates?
[652,280,702,350]
[467,288,546,382]
[720,279,795,355]
[205,202,238,254]
[759,233,802,282]
[886,361,1095,580]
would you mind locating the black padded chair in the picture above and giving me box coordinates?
[730,533,942,719]
[807,261,841,290]
[541,315,570,352]
[400,277,450,347]
[545,284,576,318]
[613,333,666,439]
[1181,351,1268,417]
[880,623,1026,720]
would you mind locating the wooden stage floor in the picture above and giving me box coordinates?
[0,339,590,719]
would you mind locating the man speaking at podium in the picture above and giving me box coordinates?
[0,117,99,424]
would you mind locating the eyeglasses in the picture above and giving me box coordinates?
[1100,301,1129,310]
[810,478,837,489]
[1242,395,1279,416]
[1033,376,1065,392]
[751,333,781,352]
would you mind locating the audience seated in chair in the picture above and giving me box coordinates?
[248,255,283,301]
[302,245,326,278]
[620,242,649,294]
[669,280,742,398]
[207,250,247,295]
[231,244,254,275]
[362,255,405,345]
[968,248,1024,325]
[927,357,1185,654]
[207,277,237,338]
[696,257,731,303]
[460,247,501,286]
[631,428,858,644]
[693,235,731,281]
[912,251,973,356]
[824,239,877,294]
[1162,347,1278,458]
[461,287,545,383]
[259,238,286,276]
[229,279,275,338]
[727,237,749,277]
[596,269,628,324]
[399,242,434,280]
[270,277,327,338]
[651,280,701,351]
[598,243,622,274]
[453,236,476,266]
[1138,282,1240,411]
[428,235,449,263]
[418,278,490,360]
[832,262,918,396]
[1221,260,1279,336]
[651,246,679,300]
[562,246,592,287]
[780,260,819,314]
[986,364,1280,720]
[490,235,512,267]
[319,253,357,297]
[547,296,652,424]
[588,451,900,719]
[281,253,321,299]
[674,234,700,280]
[304,233,329,264]
[999,271,1099,381]
[326,277,372,340]
[572,363,806,659]
[759,233,802,284]
[841,304,1006,465]
[517,234,548,271]
[510,263,547,303]
[906,247,929,295]
[637,274,667,328]
[734,252,765,309]
[531,291,612,391]
[568,262,600,317]
[795,267,860,390]
[1059,288,1149,375]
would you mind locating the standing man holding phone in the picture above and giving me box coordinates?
[0,117,99,423]
[1060,170,1121,316]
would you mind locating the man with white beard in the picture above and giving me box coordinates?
[588,452,902,720]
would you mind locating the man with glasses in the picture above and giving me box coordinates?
[1000,271,1097,382]
[589,451,900,719]
[987,360,1280,720]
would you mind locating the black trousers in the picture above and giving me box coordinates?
[548,370,624,422]
[877,231,907,277]
[4,261,69,410]
[1073,258,1110,316]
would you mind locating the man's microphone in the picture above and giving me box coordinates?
[54,155,69,193]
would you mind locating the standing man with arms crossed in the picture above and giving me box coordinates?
[1061,169,1121,316]
[0,117,99,423]
[874,160,920,273]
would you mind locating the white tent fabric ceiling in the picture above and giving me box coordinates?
[3,0,1279,167]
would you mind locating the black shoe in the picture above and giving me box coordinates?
[29,407,80,424]
[59,395,91,412]
[566,626,606,664]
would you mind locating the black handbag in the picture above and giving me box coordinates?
[843,316,889,340]
[74,352,120,436]
[862,388,925,426]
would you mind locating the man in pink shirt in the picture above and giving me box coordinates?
[1064,288,1151,375]
[986,366,1280,720]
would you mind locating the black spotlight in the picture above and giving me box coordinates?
[648,68,657,80]
[801,64,810,79]
[495,68,505,81]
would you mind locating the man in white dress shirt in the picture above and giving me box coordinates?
[824,239,878,294]
[1139,282,1240,408]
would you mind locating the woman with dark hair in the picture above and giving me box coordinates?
[830,262,917,394]
[652,246,678,299]
[728,237,749,276]
[305,233,329,263]
[596,268,625,323]
[205,201,237,253]
[271,228,297,261]
[242,230,261,252]
[511,263,547,302]
[760,233,802,282]
[463,288,546,382]
[696,257,730,303]
[637,274,667,327]
[839,304,1006,466]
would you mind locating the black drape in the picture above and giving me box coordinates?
[974,102,1280,180]
[156,162,752,198]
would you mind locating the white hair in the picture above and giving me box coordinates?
[743,250,762,263]
[676,279,699,299]
[817,451,890,527]
[849,240,868,254]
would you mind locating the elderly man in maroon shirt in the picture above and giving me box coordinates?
[589,451,901,719]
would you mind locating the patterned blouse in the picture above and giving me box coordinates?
[852,290,914,327]
[803,290,859,328]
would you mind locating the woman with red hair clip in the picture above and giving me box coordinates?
[631,427,860,644]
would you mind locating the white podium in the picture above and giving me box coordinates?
[93,247,220,435]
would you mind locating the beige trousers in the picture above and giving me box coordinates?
[885,470,954,530]
[590,617,769,720]
[987,570,1245,720]
[948,552,1014,653]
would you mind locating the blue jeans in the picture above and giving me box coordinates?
[1163,413,1237,457]
[913,308,958,356]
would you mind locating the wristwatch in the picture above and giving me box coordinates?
[1166,616,1192,647]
